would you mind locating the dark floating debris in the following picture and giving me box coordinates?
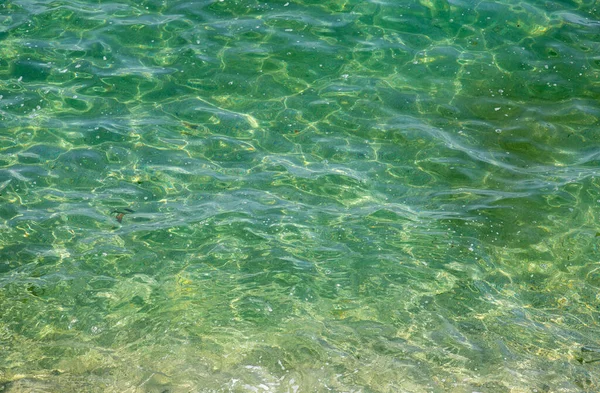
[111,208,134,223]
[182,121,199,130]
[576,346,600,364]
[581,346,600,353]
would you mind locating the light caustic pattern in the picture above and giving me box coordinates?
[1,0,600,392]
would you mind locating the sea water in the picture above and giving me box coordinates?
[1,0,600,391]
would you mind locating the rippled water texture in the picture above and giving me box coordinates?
[1,0,600,391]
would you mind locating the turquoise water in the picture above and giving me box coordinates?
[1,0,600,391]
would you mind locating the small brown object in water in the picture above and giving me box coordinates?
[111,209,134,223]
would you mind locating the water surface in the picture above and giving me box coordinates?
[1,0,600,391]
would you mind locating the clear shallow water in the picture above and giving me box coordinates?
[1,0,600,391]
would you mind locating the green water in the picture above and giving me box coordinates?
[1,0,600,391]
